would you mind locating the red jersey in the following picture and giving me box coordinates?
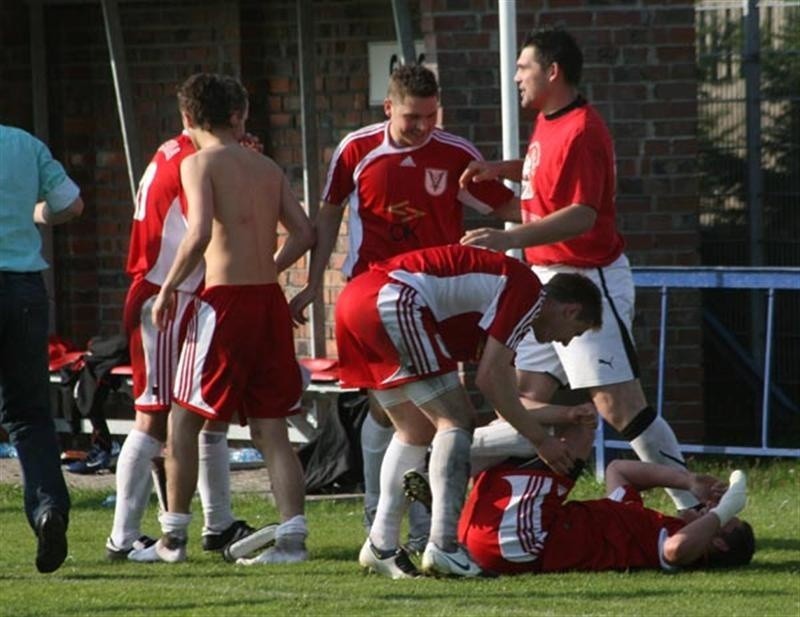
[459,464,685,575]
[335,246,544,390]
[323,122,514,277]
[520,99,624,267]
[374,245,544,361]
[125,133,204,292]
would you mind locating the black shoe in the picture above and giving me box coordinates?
[202,520,255,552]
[403,470,432,512]
[36,509,68,573]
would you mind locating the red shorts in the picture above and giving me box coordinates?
[334,269,457,390]
[123,277,194,413]
[173,284,303,423]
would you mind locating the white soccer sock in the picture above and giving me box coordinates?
[369,436,427,551]
[628,415,700,510]
[710,470,747,526]
[109,429,161,549]
[158,511,192,539]
[275,514,308,550]
[428,427,472,552]
[360,414,395,520]
[198,430,235,534]
[471,422,537,474]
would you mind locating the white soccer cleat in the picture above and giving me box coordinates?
[153,534,187,563]
[129,533,187,563]
[236,545,308,565]
[358,539,419,579]
[421,542,486,578]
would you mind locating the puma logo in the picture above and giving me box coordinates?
[598,357,614,369]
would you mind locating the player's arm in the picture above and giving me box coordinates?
[152,154,212,330]
[605,460,725,505]
[275,174,315,273]
[475,336,575,476]
[34,196,84,225]
[461,203,596,252]
[522,400,598,428]
[459,159,524,186]
[288,200,345,325]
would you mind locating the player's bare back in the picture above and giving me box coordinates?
[183,143,286,287]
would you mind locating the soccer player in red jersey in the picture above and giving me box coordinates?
[457,420,754,575]
[290,64,520,550]
[336,243,602,578]
[461,28,699,513]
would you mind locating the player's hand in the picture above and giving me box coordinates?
[289,286,315,327]
[459,160,500,188]
[151,288,176,331]
[567,402,598,428]
[689,473,727,506]
[239,132,264,153]
[535,435,575,477]
[460,227,512,252]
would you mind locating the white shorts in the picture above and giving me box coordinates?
[514,254,639,389]
[371,372,461,409]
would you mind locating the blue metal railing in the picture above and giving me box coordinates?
[594,266,800,477]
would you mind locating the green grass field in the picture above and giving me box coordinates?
[1,457,798,616]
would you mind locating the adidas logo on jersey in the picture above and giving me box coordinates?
[400,155,416,167]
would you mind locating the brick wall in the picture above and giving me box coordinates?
[239,0,420,356]
[4,0,704,441]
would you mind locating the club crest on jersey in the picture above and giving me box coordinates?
[424,168,448,196]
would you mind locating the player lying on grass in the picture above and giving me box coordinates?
[406,420,754,575]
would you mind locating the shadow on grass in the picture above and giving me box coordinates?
[756,537,800,552]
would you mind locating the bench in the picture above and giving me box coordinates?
[49,356,357,445]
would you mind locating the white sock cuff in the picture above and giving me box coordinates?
[199,430,227,446]
[124,428,164,457]
[278,514,308,537]
[159,511,192,536]
[432,426,471,446]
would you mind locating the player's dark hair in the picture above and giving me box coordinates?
[177,73,248,131]
[707,520,756,568]
[387,64,439,101]
[543,272,602,328]
[521,28,583,86]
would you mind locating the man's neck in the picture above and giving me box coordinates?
[540,86,579,116]
[193,128,238,150]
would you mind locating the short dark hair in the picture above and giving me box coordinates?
[387,64,439,101]
[707,520,756,568]
[177,73,248,131]
[543,272,602,328]
[521,28,583,86]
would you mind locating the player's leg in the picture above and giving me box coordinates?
[591,380,699,510]
[242,416,308,564]
[152,404,204,562]
[410,377,486,577]
[358,393,431,578]
[549,257,699,511]
[197,418,254,551]
[106,411,165,558]
[109,281,179,558]
[360,394,395,531]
